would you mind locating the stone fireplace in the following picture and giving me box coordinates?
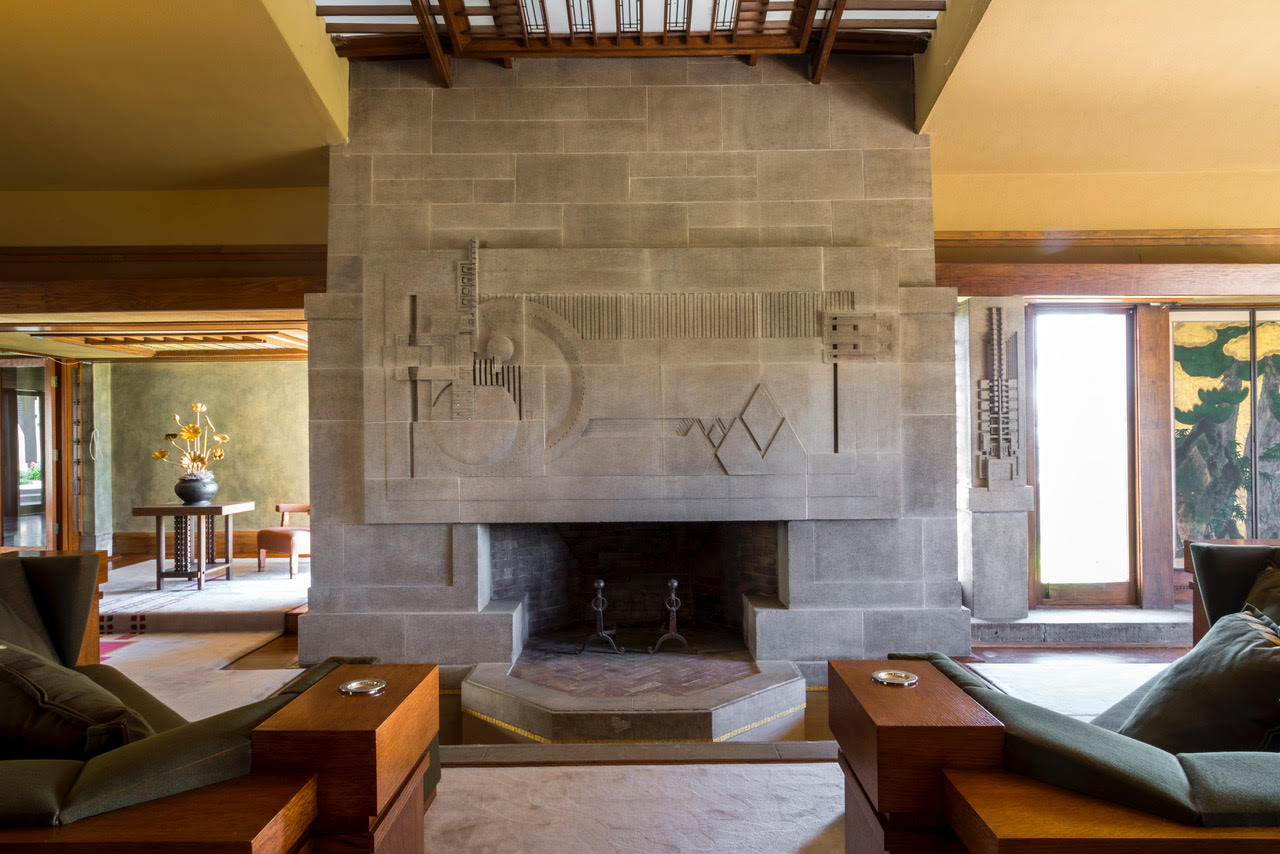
[301,53,971,676]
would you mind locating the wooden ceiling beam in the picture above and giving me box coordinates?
[437,0,472,53]
[435,31,802,55]
[410,0,454,85]
[327,21,422,32]
[841,17,935,29]
[809,0,846,81]
[793,0,821,48]
[847,0,943,8]
[317,3,416,13]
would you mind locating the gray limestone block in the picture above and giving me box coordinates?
[901,414,957,516]
[862,606,971,657]
[404,598,526,665]
[921,516,960,580]
[308,318,363,370]
[900,363,957,416]
[304,293,362,320]
[968,511,1031,621]
[813,518,923,584]
[969,487,1035,513]
[298,613,407,665]
[307,524,346,588]
[309,369,363,423]
[897,314,955,364]
[743,595,866,661]
[344,523,452,586]
[898,287,958,315]
[309,420,364,525]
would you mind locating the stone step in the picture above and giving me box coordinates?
[972,608,1193,645]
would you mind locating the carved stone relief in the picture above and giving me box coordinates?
[974,306,1021,489]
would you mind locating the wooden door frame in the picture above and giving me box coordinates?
[1025,303,1138,607]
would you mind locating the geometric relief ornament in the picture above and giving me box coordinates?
[389,239,855,478]
[975,306,1020,488]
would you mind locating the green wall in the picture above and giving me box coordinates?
[109,361,309,532]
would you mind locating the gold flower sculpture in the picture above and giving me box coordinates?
[153,403,230,474]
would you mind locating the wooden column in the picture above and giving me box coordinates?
[1133,304,1174,608]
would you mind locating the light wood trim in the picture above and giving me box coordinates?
[808,0,847,82]
[937,263,1280,299]
[114,529,270,559]
[411,0,454,86]
[937,229,1280,249]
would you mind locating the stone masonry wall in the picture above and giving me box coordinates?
[301,54,970,669]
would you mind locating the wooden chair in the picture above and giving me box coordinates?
[256,503,310,578]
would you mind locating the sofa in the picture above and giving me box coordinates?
[0,551,440,851]
[833,541,1280,853]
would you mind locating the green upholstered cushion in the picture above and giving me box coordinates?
[0,642,154,760]
[0,555,58,661]
[59,693,292,824]
[20,554,100,668]
[966,686,1199,824]
[1179,752,1280,826]
[889,651,991,692]
[1188,542,1279,627]
[0,759,84,826]
[76,665,188,734]
[1244,564,1280,624]
[1089,669,1167,732]
[272,655,381,697]
[1117,610,1280,753]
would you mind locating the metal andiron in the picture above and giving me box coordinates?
[579,579,624,654]
[648,578,689,654]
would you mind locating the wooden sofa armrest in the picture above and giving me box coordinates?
[0,773,317,854]
[944,770,1280,854]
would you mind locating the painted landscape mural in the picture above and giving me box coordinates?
[1173,316,1280,552]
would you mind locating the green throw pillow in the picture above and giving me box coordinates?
[1117,609,1280,754]
[1245,564,1280,625]
[0,555,58,661]
[0,641,154,760]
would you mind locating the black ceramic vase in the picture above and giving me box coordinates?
[174,473,219,506]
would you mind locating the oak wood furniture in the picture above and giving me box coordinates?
[257,503,310,578]
[833,657,1280,854]
[829,659,1004,853]
[944,770,1280,854]
[253,663,439,853]
[0,774,319,854]
[132,501,254,589]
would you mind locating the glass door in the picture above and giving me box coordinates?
[1030,308,1136,604]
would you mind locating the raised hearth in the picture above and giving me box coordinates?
[461,630,805,743]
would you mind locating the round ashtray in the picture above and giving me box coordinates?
[339,678,387,697]
[871,669,919,687]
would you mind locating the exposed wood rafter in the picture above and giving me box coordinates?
[809,0,846,82]
[410,0,454,86]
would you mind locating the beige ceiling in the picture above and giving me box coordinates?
[0,0,347,191]
[924,0,1280,231]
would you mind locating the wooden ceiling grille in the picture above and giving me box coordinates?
[318,0,941,74]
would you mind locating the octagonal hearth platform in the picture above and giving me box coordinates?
[461,630,806,743]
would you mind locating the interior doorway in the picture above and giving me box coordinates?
[1028,307,1136,605]
[1,359,51,548]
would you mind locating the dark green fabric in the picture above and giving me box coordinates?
[1179,752,1280,826]
[0,642,153,760]
[60,693,292,824]
[0,555,58,662]
[1117,610,1280,753]
[1244,564,1280,624]
[889,651,991,691]
[21,554,100,668]
[272,655,381,697]
[0,759,83,826]
[966,686,1199,825]
[423,735,440,803]
[76,665,187,734]
[1090,669,1167,732]
[1188,543,1278,628]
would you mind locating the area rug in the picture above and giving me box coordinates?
[100,556,308,633]
[422,763,844,854]
[968,661,1169,719]
[97,631,300,720]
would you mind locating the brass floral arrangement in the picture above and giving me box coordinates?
[152,403,230,476]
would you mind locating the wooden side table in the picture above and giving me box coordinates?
[829,660,1004,854]
[253,663,440,854]
[131,501,254,589]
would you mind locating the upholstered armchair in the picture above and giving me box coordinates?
[256,503,310,578]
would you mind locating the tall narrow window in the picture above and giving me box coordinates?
[1031,309,1134,602]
